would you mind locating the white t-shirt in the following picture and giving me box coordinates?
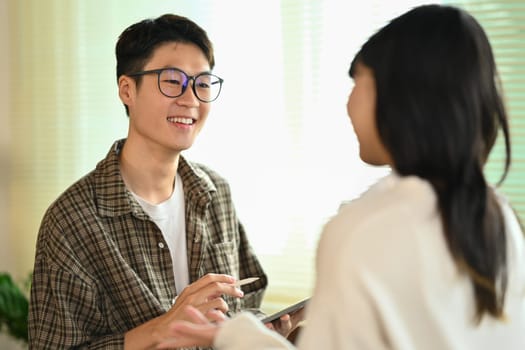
[131,173,189,294]
[215,173,525,350]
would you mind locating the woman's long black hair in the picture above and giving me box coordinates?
[350,4,511,322]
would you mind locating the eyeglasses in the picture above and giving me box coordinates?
[128,67,224,103]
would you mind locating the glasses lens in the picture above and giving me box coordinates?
[159,69,187,98]
[194,73,223,102]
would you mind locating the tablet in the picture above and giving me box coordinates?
[261,298,309,324]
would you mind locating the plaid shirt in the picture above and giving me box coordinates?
[28,139,267,349]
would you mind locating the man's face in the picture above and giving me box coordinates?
[120,42,212,156]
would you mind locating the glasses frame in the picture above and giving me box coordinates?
[127,67,224,103]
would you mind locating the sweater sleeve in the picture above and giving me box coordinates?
[215,312,295,350]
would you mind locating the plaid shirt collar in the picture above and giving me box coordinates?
[94,139,217,218]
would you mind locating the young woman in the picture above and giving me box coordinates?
[158,5,525,349]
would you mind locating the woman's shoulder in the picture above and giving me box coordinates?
[316,174,440,269]
[316,174,446,294]
[332,174,436,230]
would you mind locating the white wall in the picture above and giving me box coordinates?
[0,1,12,273]
[0,1,25,348]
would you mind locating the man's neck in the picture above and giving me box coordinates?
[119,138,180,205]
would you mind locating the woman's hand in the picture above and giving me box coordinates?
[156,305,224,349]
[265,305,306,339]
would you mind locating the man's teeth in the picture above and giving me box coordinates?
[168,117,193,125]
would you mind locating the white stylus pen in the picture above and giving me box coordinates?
[234,277,260,287]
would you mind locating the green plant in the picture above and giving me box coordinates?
[0,272,30,343]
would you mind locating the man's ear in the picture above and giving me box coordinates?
[118,75,135,106]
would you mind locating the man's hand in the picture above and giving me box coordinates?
[124,273,243,349]
[167,273,244,322]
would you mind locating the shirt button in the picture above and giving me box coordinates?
[158,242,165,248]
[194,236,200,243]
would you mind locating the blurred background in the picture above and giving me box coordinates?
[0,0,523,348]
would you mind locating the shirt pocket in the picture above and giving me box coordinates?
[202,240,242,313]
[203,240,239,276]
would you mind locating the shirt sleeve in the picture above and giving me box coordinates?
[28,223,125,349]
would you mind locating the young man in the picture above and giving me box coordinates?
[28,14,268,349]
